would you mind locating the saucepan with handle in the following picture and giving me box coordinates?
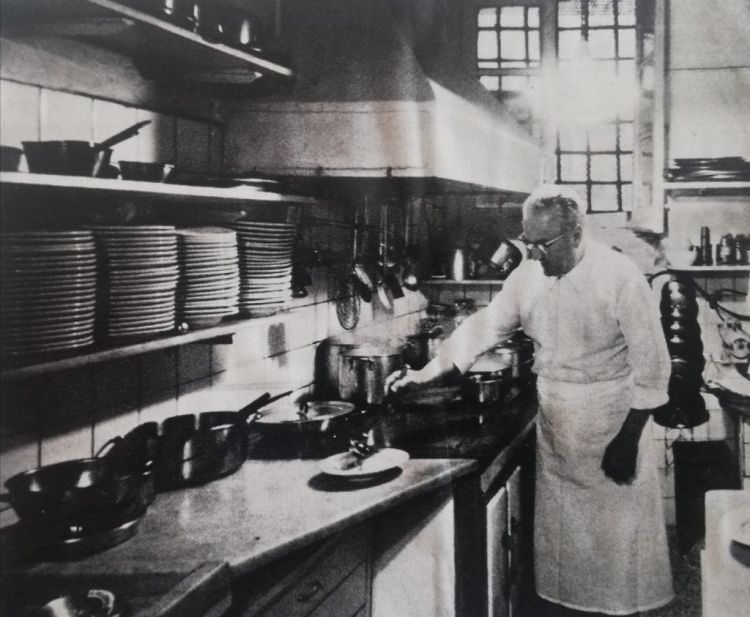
[115,390,292,490]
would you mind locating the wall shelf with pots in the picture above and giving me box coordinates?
[0,172,318,206]
[0,0,293,85]
[0,309,304,382]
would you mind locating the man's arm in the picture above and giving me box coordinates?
[602,270,670,484]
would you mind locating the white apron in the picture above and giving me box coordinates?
[534,375,674,615]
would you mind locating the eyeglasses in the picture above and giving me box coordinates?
[517,229,573,257]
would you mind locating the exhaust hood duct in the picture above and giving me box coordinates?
[225,0,542,194]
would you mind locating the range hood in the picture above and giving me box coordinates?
[224,0,542,194]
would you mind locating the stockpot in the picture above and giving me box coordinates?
[338,345,404,405]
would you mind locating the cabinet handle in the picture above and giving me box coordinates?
[296,579,323,602]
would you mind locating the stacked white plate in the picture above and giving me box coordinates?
[1,231,98,355]
[92,225,179,339]
[177,227,240,328]
[232,221,296,316]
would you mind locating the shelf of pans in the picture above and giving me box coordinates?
[0,308,309,382]
[1,0,293,83]
[0,172,319,206]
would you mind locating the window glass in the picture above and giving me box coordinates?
[480,75,500,92]
[477,8,497,28]
[590,154,618,181]
[561,154,588,181]
[591,184,619,211]
[528,30,541,60]
[589,30,616,59]
[619,153,633,181]
[618,0,636,25]
[500,30,527,60]
[527,7,540,28]
[558,29,583,59]
[558,0,583,28]
[500,6,526,27]
[618,28,636,58]
[477,30,499,59]
[588,0,615,26]
[588,124,617,151]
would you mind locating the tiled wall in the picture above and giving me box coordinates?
[0,79,429,526]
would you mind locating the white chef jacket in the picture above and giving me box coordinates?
[433,238,674,614]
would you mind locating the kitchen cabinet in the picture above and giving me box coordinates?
[226,522,371,617]
[486,459,530,617]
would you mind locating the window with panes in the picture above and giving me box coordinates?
[475,0,637,213]
[556,0,636,212]
[476,5,542,135]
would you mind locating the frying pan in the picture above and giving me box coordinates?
[1,448,153,527]
[118,390,292,490]
[250,400,360,438]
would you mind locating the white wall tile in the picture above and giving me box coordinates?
[92,99,138,163]
[0,80,40,152]
[177,378,213,414]
[177,344,212,385]
[140,389,178,425]
[0,432,39,487]
[40,90,92,141]
[41,419,93,465]
[136,109,176,163]
[176,118,211,171]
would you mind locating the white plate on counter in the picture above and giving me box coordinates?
[318,448,410,480]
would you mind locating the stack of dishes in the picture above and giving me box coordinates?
[1,231,97,355]
[92,225,179,339]
[233,221,296,316]
[177,227,240,328]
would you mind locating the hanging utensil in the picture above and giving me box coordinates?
[401,201,420,291]
[381,201,404,301]
[351,205,374,303]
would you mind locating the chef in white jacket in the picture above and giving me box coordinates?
[386,184,674,616]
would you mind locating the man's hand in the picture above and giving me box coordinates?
[384,367,433,396]
[601,431,639,484]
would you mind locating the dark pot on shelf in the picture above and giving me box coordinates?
[0,145,23,171]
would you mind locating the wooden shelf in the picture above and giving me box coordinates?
[0,310,300,381]
[1,0,293,83]
[664,181,750,196]
[0,172,318,206]
[423,279,506,286]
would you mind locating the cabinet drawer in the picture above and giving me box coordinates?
[308,563,368,617]
[261,528,368,617]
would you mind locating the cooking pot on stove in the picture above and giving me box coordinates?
[461,369,511,405]
[339,345,404,405]
[402,326,444,370]
[315,334,360,398]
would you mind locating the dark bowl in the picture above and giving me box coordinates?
[22,140,112,177]
[119,161,174,182]
[0,145,23,171]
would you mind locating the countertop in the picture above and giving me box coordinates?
[2,381,538,615]
[6,457,475,581]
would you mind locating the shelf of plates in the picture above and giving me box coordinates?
[1,0,293,83]
[0,310,302,382]
[0,172,318,206]
[663,181,750,198]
